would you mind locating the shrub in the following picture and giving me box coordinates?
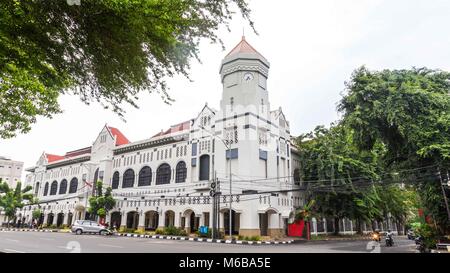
[155,228,165,235]
[162,226,187,236]
[249,235,261,241]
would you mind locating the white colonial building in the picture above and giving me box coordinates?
[17,37,304,237]
[0,156,24,189]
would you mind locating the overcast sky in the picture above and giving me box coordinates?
[1,0,450,178]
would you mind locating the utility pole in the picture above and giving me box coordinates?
[228,145,232,239]
[438,169,450,222]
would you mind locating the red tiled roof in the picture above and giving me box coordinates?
[46,154,65,163]
[108,127,130,146]
[152,120,191,138]
[226,36,265,59]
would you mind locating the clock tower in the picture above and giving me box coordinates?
[219,36,270,116]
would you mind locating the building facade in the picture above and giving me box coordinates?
[17,37,304,237]
[0,156,24,223]
[0,156,24,189]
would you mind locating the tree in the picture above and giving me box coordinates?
[0,179,34,227]
[88,181,116,222]
[338,66,450,233]
[0,0,253,138]
[296,124,383,234]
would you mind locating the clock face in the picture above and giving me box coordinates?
[243,72,254,82]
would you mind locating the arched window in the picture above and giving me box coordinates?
[175,161,187,183]
[69,178,78,194]
[156,164,171,185]
[43,182,49,196]
[122,169,135,188]
[34,182,40,196]
[138,166,152,187]
[59,179,68,194]
[50,181,58,195]
[112,171,120,189]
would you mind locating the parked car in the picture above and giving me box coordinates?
[71,220,111,235]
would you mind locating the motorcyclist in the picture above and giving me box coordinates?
[385,229,394,246]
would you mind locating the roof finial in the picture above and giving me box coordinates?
[242,27,245,40]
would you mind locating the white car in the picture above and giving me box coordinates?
[71,220,111,235]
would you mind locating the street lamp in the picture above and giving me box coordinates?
[199,125,233,238]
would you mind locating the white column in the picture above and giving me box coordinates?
[158,212,165,228]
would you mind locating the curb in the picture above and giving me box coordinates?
[115,233,294,245]
[0,228,294,245]
[0,228,68,233]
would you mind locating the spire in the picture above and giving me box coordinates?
[225,36,265,59]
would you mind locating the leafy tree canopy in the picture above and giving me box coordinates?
[0,0,253,138]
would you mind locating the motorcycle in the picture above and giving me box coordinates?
[415,236,426,253]
[385,234,394,247]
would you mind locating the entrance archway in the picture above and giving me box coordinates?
[183,209,199,233]
[56,213,64,227]
[144,211,159,230]
[164,210,175,227]
[126,211,139,230]
[110,212,122,229]
[223,209,240,235]
[47,213,54,226]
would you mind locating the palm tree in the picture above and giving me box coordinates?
[0,179,34,227]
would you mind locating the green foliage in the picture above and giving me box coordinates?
[413,222,438,249]
[0,179,34,224]
[88,181,116,220]
[0,0,253,138]
[159,225,187,236]
[32,208,42,220]
[339,66,450,232]
[294,199,315,222]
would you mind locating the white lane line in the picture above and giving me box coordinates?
[5,239,19,243]
[98,244,123,248]
[4,248,25,253]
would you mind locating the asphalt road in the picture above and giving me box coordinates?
[0,231,416,253]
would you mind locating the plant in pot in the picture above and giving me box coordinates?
[294,199,315,240]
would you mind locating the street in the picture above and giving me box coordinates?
[0,231,416,253]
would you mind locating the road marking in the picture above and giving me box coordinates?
[5,238,19,243]
[98,244,123,248]
[4,248,25,253]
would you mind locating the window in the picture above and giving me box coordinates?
[138,166,152,187]
[224,127,238,145]
[156,164,171,185]
[122,169,135,188]
[199,155,210,181]
[175,161,187,183]
[34,182,40,195]
[230,97,234,112]
[69,178,78,193]
[43,182,49,196]
[192,143,197,156]
[112,172,120,189]
[258,129,268,146]
[293,168,301,185]
[59,179,68,194]
[50,181,58,195]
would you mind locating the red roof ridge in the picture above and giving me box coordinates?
[108,126,130,146]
